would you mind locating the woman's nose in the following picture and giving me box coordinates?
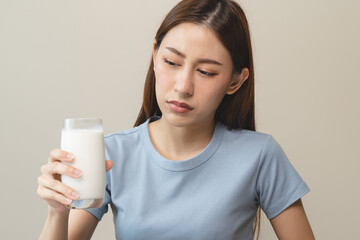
[174,69,194,97]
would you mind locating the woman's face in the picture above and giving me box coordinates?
[153,22,247,128]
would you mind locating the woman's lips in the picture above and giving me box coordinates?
[168,100,193,113]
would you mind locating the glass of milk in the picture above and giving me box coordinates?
[61,118,105,209]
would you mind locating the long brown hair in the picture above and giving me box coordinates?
[134,0,260,237]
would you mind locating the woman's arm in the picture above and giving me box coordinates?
[68,210,99,240]
[270,199,315,240]
[39,208,98,240]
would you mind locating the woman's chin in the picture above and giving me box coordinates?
[161,114,195,128]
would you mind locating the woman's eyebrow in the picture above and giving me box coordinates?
[166,47,185,58]
[165,46,223,65]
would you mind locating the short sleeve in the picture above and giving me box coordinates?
[256,135,310,219]
[85,170,112,221]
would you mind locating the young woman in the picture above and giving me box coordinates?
[38,0,315,239]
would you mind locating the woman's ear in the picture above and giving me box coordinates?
[226,68,249,95]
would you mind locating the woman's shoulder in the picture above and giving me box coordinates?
[228,128,269,137]
[104,123,145,147]
[222,126,272,144]
[104,117,155,142]
[105,125,141,139]
[103,124,147,160]
[221,126,286,157]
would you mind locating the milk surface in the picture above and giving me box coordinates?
[61,129,105,200]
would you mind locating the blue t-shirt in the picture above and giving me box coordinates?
[86,117,310,239]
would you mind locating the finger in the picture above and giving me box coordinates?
[37,185,73,206]
[41,161,82,178]
[48,148,74,163]
[105,160,113,172]
[38,175,80,200]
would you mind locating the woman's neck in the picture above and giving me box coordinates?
[148,118,215,161]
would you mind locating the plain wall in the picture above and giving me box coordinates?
[1,0,359,239]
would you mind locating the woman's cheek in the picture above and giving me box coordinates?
[155,71,170,101]
[156,67,173,89]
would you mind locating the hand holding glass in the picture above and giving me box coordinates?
[61,118,105,209]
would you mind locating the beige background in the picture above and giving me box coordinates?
[1,0,359,239]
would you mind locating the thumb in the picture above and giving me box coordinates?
[105,160,113,172]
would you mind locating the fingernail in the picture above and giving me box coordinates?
[66,198,72,204]
[71,191,80,199]
[66,153,74,159]
[73,169,82,176]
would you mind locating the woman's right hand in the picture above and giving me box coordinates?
[37,149,114,213]
[37,148,82,213]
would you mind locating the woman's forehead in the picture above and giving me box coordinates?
[159,22,231,62]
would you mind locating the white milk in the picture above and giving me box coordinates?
[61,129,105,200]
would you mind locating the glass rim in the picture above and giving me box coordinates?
[63,118,102,121]
[62,118,103,130]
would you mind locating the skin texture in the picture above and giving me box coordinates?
[38,22,314,239]
[270,199,315,239]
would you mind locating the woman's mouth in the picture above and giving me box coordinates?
[167,100,193,113]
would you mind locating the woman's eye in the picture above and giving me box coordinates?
[197,69,217,77]
[164,59,180,67]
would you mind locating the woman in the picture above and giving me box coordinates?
[38,0,315,239]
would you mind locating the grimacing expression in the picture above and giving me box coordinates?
[152,22,246,127]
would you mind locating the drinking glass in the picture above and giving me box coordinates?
[61,118,105,209]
